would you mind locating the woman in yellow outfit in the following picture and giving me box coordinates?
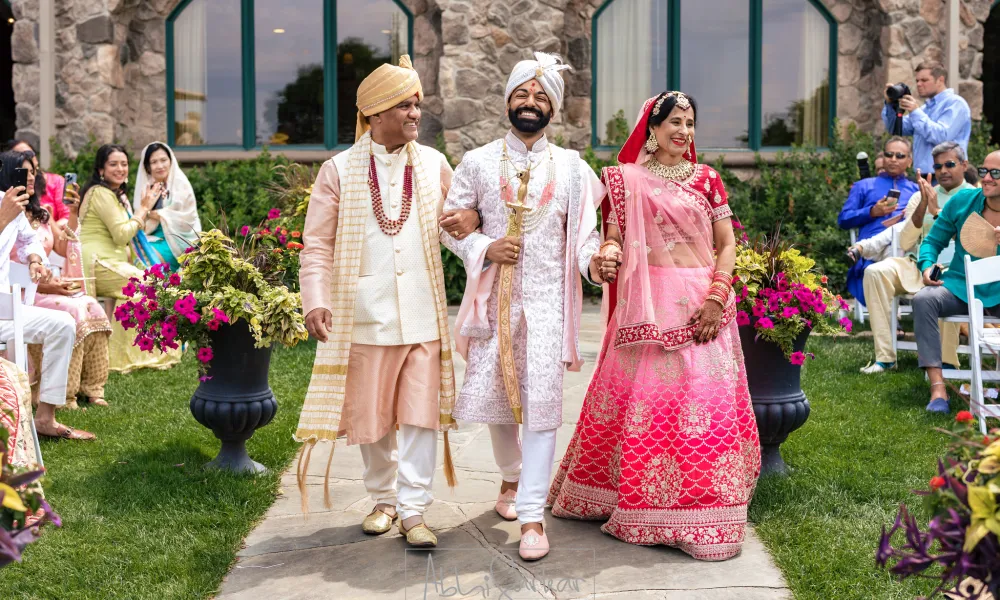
[79,144,181,373]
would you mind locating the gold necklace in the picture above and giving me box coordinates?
[643,158,694,182]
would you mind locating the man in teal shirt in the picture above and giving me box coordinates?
[913,150,1000,413]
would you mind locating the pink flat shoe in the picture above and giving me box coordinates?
[495,489,517,521]
[519,527,549,561]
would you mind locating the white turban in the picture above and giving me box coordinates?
[504,51,572,115]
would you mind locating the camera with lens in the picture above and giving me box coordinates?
[886,82,911,107]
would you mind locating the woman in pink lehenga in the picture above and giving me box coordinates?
[547,92,760,561]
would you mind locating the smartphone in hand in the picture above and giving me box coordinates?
[12,168,28,190]
[886,189,901,208]
[62,173,78,205]
[929,265,943,282]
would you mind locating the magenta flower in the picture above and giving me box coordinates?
[196,347,214,363]
[839,317,853,333]
[133,305,150,326]
[147,300,159,311]
[207,319,221,331]
[781,306,800,318]
[113,304,130,322]
[199,375,213,382]
[757,317,775,330]
[135,336,155,352]
[161,321,177,341]
[752,302,767,317]
[267,208,281,220]
[278,234,287,245]
[121,319,136,331]
[804,319,813,328]
[789,351,806,365]
[122,281,137,297]
[168,273,181,286]
[183,311,200,324]
[163,339,179,350]
[211,307,230,324]
[184,246,195,254]
[240,225,251,236]
[736,311,750,326]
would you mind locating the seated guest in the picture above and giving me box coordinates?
[79,145,180,374]
[913,150,1000,413]
[8,140,77,234]
[13,154,111,408]
[839,137,919,306]
[132,142,201,271]
[0,152,91,440]
[851,142,974,374]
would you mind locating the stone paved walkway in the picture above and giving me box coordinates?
[217,306,791,599]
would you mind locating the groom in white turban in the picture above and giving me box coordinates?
[441,51,617,560]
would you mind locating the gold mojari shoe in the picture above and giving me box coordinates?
[399,521,438,547]
[361,508,397,535]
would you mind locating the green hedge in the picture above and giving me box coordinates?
[48,120,1000,301]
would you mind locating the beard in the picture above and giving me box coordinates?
[508,107,551,133]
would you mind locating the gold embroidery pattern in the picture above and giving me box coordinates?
[616,346,642,379]
[680,401,712,438]
[638,453,683,507]
[588,385,619,424]
[625,399,653,436]
[652,349,684,385]
[711,451,749,505]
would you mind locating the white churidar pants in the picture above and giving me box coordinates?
[0,305,75,406]
[489,423,557,525]
[359,424,437,520]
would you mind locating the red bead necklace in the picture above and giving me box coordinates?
[369,152,413,236]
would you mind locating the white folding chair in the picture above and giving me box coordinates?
[850,228,867,324]
[0,284,41,468]
[8,262,37,306]
[962,254,1000,433]
[892,238,967,357]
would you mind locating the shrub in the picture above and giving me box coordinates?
[186,150,291,232]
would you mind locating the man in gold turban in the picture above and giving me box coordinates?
[294,55,478,547]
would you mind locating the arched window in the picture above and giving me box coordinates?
[167,0,412,150]
[592,0,836,150]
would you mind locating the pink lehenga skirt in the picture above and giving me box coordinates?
[548,265,761,561]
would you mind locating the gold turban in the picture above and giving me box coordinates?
[355,54,423,141]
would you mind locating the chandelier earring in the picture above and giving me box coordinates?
[645,134,659,154]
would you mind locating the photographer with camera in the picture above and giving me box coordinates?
[838,136,918,306]
[881,62,971,177]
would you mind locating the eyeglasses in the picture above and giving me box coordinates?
[883,151,909,160]
[933,160,959,170]
[977,167,1000,180]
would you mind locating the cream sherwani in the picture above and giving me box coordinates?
[860,183,971,365]
[299,137,453,519]
[441,131,603,524]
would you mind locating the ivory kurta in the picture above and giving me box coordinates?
[441,132,603,431]
[298,139,454,444]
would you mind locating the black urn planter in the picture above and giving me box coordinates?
[738,326,811,476]
[189,322,277,473]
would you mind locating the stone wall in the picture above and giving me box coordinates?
[9,0,997,160]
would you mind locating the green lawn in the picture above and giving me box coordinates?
[0,342,316,600]
[750,336,952,600]
[1,336,962,599]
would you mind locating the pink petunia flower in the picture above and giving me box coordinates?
[183,311,200,324]
[267,208,281,220]
[752,303,767,317]
[757,317,775,330]
[736,311,750,326]
[211,307,230,323]
[207,319,221,331]
[781,306,800,318]
[240,225,251,236]
[135,336,155,352]
[839,317,853,333]
[168,273,181,286]
[197,347,214,363]
[789,351,806,365]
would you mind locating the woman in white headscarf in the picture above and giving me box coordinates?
[132,142,202,271]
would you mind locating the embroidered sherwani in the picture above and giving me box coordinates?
[441,132,603,431]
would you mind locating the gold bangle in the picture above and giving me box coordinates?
[600,239,622,253]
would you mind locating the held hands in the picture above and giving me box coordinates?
[440,209,481,241]
[591,246,622,283]
[305,308,333,343]
[690,300,724,344]
[486,237,521,265]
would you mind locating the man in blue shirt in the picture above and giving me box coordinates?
[839,137,919,305]
[882,61,971,175]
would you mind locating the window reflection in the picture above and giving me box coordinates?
[255,0,325,145]
[173,0,242,146]
[761,0,830,146]
[595,0,668,146]
[680,1,750,149]
[337,0,410,145]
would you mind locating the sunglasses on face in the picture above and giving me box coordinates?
[977,167,1000,180]
[884,151,909,160]
[933,161,959,170]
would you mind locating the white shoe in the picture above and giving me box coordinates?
[860,361,895,374]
